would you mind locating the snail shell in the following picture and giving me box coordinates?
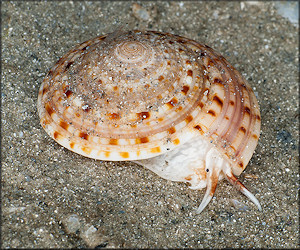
[37,30,261,213]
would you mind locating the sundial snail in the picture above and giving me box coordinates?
[37,30,261,213]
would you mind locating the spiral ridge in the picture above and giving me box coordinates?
[37,30,260,175]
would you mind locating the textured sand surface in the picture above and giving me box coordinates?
[2,1,298,248]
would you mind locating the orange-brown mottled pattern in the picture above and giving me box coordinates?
[37,30,260,176]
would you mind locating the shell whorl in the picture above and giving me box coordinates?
[37,30,260,176]
[114,40,152,64]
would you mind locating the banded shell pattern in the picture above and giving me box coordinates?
[37,30,261,213]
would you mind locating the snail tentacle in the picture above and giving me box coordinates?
[196,165,220,214]
[223,164,262,211]
[196,148,222,214]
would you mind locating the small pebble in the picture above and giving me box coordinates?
[7,206,26,214]
[132,3,150,21]
[80,224,107,248]
[230,199,250,211]
[65,214,80,234]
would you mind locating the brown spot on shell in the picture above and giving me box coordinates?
[109,138,118,145]
[198,102,204,108]
[208,110,216,116]
[200,51,206,57]
[45,103,55,116]
[53,131,61,140]
[136,137,149,144]
[256,115,261,121]
[176,106,183,112]
[252,134,258,140]
[230,101,234,106]
[104,151,110,158]
[213,96,223,107]
[241,83,247,89]
[151,147,161,153]
[173,138,180,145]
[59,120,69,131]
[184,175,192,181]
[186,60,191,65]
[185,115,193,123]
[65,61,74,70]
[187,70,193,77]
[238,162,244,168]
[166,97,178,108]
[206,58,214,68]
[108,112,121,120]
[137,112,150,120]
[194,125,202,131]
[120,152,129,158]
[240,126,246,133]
[177,39,186,44]
[79,132,89,140]
[64,89,73,98]
[113,86,118,91]
[214,78,223,84]
[82,146,91,154]
[181,85,190,95]
[42,87,48,95]
[158,117,164,122]
[158,75,164,81]
[47,70,53,77]
[245,107,251,115]
[168,127,176,134]
[70,142,75,149]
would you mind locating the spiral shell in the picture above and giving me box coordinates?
[37,30,261,213]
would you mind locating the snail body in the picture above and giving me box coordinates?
[37,30,261,213]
